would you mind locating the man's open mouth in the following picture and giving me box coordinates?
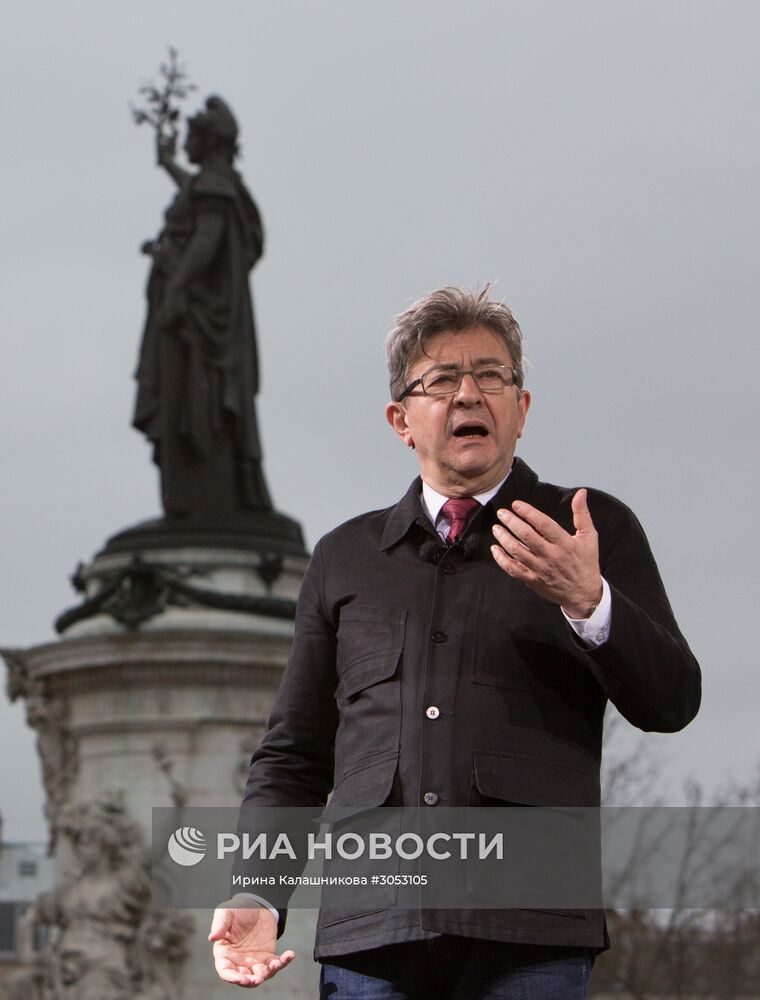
[452,424,489,438]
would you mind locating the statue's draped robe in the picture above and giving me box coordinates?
[134,165,271,517]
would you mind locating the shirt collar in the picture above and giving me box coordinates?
[379,458,538,551]
[420,470,512,528]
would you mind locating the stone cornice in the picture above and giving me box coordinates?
[15,630,291,680]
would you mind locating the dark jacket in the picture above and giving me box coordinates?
[241,458,701,957]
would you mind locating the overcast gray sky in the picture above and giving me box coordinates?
[2,0,758,840]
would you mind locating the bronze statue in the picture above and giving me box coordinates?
[134,94,272,518]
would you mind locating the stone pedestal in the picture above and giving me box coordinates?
[3,537,321,999]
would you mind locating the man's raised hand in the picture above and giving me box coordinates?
[491,488,603,619]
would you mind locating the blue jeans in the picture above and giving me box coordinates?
[319,938,595,999]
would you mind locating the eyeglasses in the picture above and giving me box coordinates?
[398,365,517,400]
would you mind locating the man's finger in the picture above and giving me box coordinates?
[494,509,549,554]
[252,962,270,979]
[492,524,522,558]
[208,908,233,942]
[491,544,534,578]
[214,955,249,976]
[215,957,253,986]
[217,969,249,985]
[492,525,541,571]
[509,501,568,542]
[491,544,513,572]
[571,488,595,534]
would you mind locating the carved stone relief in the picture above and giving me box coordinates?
[4,791,194,1000]
[3,649,79,850]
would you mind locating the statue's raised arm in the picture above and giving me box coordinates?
[155,131,193,191]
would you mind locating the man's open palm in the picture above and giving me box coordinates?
[209,904,295,988]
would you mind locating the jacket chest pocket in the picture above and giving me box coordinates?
[336,608,406,699]
[334,608,406,781]
[470,582,558,691]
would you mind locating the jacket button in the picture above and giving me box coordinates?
[431,631,448,643]
[425,706,440,720]
[441,563,455,575]
[423,792,439,806]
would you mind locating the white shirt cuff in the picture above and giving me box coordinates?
[228,892,280,924]
[562,578,611,648]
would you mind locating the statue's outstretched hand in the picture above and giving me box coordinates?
[156,132,177,167]
[209,901,295,988]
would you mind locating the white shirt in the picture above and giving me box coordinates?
[421,472,611,648]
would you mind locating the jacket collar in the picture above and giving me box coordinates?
[481,457,539,522]
[379,476,428,551]
[379,457,539,551]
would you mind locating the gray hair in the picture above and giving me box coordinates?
[386,285,525,401]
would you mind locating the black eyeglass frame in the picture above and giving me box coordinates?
[397,365,518,401]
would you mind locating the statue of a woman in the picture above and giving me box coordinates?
[134,95,272,519]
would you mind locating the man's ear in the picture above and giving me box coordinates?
[516,388,531,439]
[385,401,414,448]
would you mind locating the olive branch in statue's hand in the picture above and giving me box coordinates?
[130,46,196,150]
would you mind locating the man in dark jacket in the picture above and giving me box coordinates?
[210,286,701,996]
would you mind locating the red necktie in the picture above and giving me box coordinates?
[441,497,480,544]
